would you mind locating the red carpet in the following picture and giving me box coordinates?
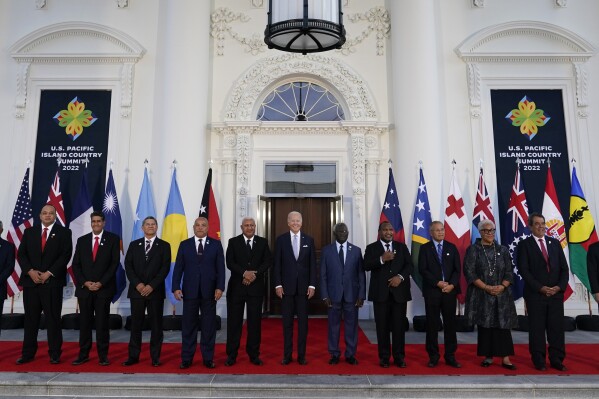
[1,318,598,375]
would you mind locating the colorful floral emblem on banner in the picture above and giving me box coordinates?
[53,97,98,141]
[505,96,550,140]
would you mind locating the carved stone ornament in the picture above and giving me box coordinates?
[35,0,47,9]
[225,53,377,121]
[250,0,264,8]
[116,0,128,8]
[211,7,265,56]
[10,22,145,119]
[342,6,390,56]
[556,0,567,7]
[472,0,485,8]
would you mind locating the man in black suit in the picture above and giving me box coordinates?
[418,221,461,368]
[273,211,317,365]
[16,204,72,365]
[588,242,599,311]
[173,217,225,370]
[224,216,272,367]
[71,211,120,366]
[123,216,171,367]
[518,212,569,371]
[0,220,16,336]
[364,221,413,368]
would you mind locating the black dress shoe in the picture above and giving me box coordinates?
[16,357,33,365]
[50,357,60,364]
[427,360,438,368]
[328,355,340,365]
[281,357,292,365]
[204,360,216,369]
[379,359,390,368]
[394,360,407,368]
[71,356,89,366]
[551,363,567,371]
[99,358,110,366]
[121,358,139,366]
[535,364,547,371]
[502,362,517,370]
[224,357,236,367]
[481,359,493,367]
[446,359,462,368]
[152,360,161,367]
[345,356,358,365]
[297,357,307,365]
[250,357,263,366]
[179,360,192,369]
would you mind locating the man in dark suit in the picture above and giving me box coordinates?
[518,212,569,371]
[173,216,225,369]
[71,211,120,366]
[588,242,599,310]
[0,220,16,336]
[122,216,171,367]
[320,222,365,366]
[273,211,317,365]
[16,204,72,365]
[418,221,461,368]
[364,221,413,368]
[225,216,272,367]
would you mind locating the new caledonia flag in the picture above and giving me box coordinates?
[379,167,405,243]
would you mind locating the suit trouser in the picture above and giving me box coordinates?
[128,298,164,362]
[22,285,63,359]
[424,293,457,361]
[327,300,359,358]
[526,296,565,366]
[78,293,111,358]
[226,294,263,360]
[281,294,308,359]
[373,298,407,362]
[181,298,216,362]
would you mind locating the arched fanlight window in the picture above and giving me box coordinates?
[257,81,345,121]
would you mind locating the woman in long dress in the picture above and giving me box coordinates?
[464,219,518,370]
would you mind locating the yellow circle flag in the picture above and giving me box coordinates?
[569,195,595,244]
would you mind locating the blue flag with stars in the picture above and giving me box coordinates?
[410,168,432,289]
[103,169,126,303]
[379,168,405,243]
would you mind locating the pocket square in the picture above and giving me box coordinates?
[302,244,308,248]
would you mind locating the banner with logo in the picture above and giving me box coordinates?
[491,89,570,234]
[32,90,112,221]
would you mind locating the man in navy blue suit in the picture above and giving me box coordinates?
[320,223,365,365]
[273,211,317,365]
[173,216,225,369]
[0,220,16,337]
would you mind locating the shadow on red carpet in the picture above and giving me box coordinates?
[1,319,597,375]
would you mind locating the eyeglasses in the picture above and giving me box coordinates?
[480,229,496,234]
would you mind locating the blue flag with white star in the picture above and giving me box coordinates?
[103,169,126,303]
[379,168,405,243]
[410,168,432,289]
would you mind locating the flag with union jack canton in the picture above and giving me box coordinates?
[503,164,530,301]
[471,168,496,243]
[379,168,405,243]
[6,167,34,297]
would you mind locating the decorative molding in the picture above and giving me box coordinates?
[116,0,128,8]
[350,131,366,189]
[250,0,264,8]
[35,0,47,9]
[236,132,252,217]
[556,0,567,7]
[573,62,588,107]
[342,6,390,56]
[10,22,145,119]
[472,0,485,7]
[211,7,265,56]
[466,63,481,107]
[225,54,378,121]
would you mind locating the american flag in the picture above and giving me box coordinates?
[471,168,496,242]
[6,168,34,297]
[503,164,530,300]
[47,170,66,226]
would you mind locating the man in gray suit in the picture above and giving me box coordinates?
[320,223,365,365]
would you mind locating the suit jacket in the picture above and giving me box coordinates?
[226,234,272,298]
[172,236,225,300]
[517,235,569,300]
[17,223,72,288]
[125,237,171,300]
[72,231,120,298]
[320,241,365,303]
[364,240,413,303]
[273,232,317,296]
[0,237,16,300]
[588,242,599,295]
[418,240,461,298]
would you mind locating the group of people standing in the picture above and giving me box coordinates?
[1,204,598,371]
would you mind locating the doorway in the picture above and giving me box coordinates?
[258,196,343,316]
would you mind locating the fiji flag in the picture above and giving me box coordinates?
[410,167,432,289]
[103,169,126,303]
[379,167,405,243]
[471,168,496,243]
[162,168,188,307]
[503,165,530,300]
[132,167,157,240]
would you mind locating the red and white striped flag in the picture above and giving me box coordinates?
[444,168,471,304]
[6,168,34,297]
[542,164,574,301]
[47,170,66,227]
